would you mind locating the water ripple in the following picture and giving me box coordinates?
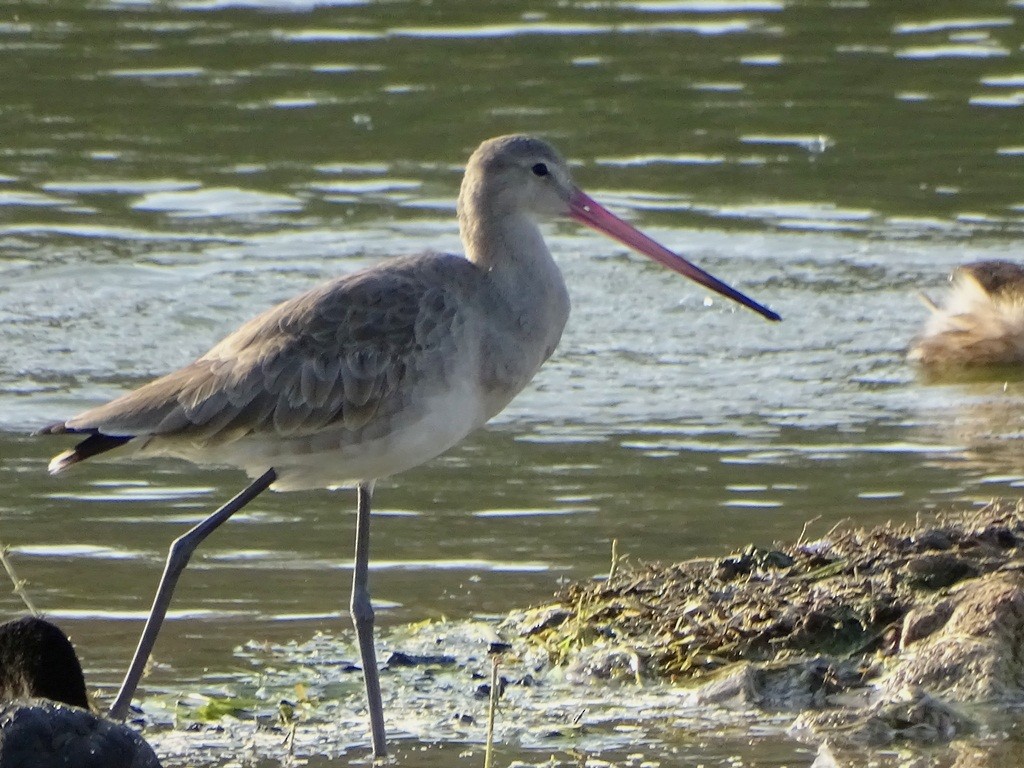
[896,43,1009,59]
[740,134,833,153]
[472,507,599,518]
[372,559,555,573]
[620,0,785,11]
[12,543,146,560]
[308,179,422,195]
[42,179,201,195]
[892,17,1014,34]
[106,67,206,79]
[597,153,727,167]
[47,484,213,502]
[275,28,382,43]
[0,190,72,208]
[131,187,305,217]
[970,92,1024,107]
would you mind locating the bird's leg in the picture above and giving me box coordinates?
[351,481,387,758]
[108,468,277,720]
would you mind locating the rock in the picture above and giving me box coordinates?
[905,553,978,590]
[689,658,863,710]
[790,687,972,746]
[564,643,642,683]
[899,599,954,649]
[384,651,457,668]
[882,572,1024,701]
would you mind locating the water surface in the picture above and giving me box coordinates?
[3,0,1024,765]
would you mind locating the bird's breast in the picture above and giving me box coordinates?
[165,371,489,491]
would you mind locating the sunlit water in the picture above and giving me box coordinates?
[3,0,1024,765]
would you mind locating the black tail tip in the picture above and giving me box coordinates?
[38,430,133,474]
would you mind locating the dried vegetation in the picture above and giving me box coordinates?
[516,501,1024,682]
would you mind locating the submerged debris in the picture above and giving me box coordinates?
[513,501,1024,685]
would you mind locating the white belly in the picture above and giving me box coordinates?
[141,378,488,491]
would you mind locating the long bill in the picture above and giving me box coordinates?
[568,188,781,322]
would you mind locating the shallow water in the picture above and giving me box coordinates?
[3,0,1024,764]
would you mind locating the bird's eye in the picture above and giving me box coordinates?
[531,162,549,177]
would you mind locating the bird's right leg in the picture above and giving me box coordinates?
[108,468,277,720]
[350,481,387,758]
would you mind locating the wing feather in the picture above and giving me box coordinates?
[60,253,483,446]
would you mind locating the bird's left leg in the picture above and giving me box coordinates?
[108,468,277,720]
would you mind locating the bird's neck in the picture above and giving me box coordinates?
[459,200,569,325]
[458,197,571,404]
[461,202,547,271]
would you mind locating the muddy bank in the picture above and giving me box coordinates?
[508,500,1024,747]
[139,501,1024,766]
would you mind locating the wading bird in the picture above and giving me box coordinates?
[0,616,160,768]
[909,260,1024,369]
[39,134,780,757]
